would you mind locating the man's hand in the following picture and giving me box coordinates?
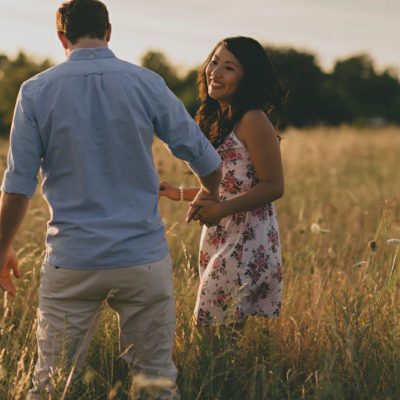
[188,199,224,227]
[0,191,29,298]
[186,188,220,223]
[187,165,222,222]
[0,247,20,298]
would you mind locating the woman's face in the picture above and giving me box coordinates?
[205,45,244,109]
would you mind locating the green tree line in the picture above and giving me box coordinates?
[0,52,52,136]
[1,46,399,136]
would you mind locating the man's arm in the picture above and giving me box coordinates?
[0,192,30,298]
[150,75,222,222]
[186,165,221,223]
[151,76,222,178]
[197,166,222,199]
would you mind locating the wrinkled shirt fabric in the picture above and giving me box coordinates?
[2,47,221,269]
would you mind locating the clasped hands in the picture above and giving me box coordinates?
[186,190,223,227]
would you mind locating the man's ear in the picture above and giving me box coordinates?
[105,24,112,42]
[57,31,68,50]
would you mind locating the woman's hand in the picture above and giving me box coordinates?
[189,199,225,227]
[159,181,179,201]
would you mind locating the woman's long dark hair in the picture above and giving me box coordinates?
[195,36,287,149]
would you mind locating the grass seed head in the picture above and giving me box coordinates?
[368,240,377,252]
[352,261,367,267]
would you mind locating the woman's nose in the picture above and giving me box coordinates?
[211,66,222,77]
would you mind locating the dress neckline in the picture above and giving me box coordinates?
[218,131,245,150]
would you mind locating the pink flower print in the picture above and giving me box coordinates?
[208,232,219,247]
[225,175,237,193]
[207,226,228,248]
[200,283,207,296]
[219,137,234,151]
[213,288,233,311]
[221,171,242,195]
[219,148,239,163]
[242,224,256,243]
[199,251,210,268]
[249,268,261,282]
[197,309,213,325]
[266,203,274,216]
[273,304,281,317]
[213,288,228,310]
[246,164,256,179]
[196,132,282,324]
[267,228,279,253]
[231,212,246,225]
[210,257,227,280]
[245,245,270,284]
[231,242,243,266]
[247,282,270,304]
[207,227,227,247]
[252,208,268,221]
[220,234,227,246]
[273,265,283,283]
[227,150,237,160]
[216,292,225,304]
[254,246,268,266]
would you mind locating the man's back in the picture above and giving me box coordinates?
[3,47,219,269]
[1,3,221,398]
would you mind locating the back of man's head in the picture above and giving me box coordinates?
[56,0,110,44]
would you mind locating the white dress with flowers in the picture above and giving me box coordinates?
[194,131,282,325]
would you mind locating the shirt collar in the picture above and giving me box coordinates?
[68,47,116,61]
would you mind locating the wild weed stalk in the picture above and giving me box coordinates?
[0,126,399,398]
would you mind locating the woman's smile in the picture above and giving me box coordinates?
[205,45,244,109]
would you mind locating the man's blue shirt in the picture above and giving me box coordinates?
[1,47,221,269]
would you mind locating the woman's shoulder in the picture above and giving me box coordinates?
[235,109,276,145]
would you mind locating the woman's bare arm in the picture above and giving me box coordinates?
[191,110,283,225]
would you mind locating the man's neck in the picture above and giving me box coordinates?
[65,37,108,56]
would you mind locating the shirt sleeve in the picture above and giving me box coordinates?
[1,83,43,198]
[151,77,221,177]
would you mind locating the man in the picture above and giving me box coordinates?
[0,0,221,398]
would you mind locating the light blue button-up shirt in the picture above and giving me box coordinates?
[2,47,221,269]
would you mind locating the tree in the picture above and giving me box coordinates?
[331,54,400,123]
[0,51,53,136]
[140,51,181,93]
[1,47,399,135]
[140,50,200,117]
[265,46,330,127]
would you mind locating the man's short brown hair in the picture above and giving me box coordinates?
[56,0,110,44]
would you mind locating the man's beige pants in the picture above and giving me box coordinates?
[27,254,178,399]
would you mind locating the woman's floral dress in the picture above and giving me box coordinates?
[194,132,282,325]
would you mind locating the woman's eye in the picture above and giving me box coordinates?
[226,67,234,71]
[210,60,217,65]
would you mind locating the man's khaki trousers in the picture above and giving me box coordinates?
[27,254,178,399]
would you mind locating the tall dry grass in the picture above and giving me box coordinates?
[0,126,399,399]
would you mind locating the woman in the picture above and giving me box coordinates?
[160,36,285,326]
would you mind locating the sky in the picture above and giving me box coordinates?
[0,0,399,74]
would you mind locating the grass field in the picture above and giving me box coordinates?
[0,126,400,399]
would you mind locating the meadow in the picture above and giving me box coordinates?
[0,126,400,399]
